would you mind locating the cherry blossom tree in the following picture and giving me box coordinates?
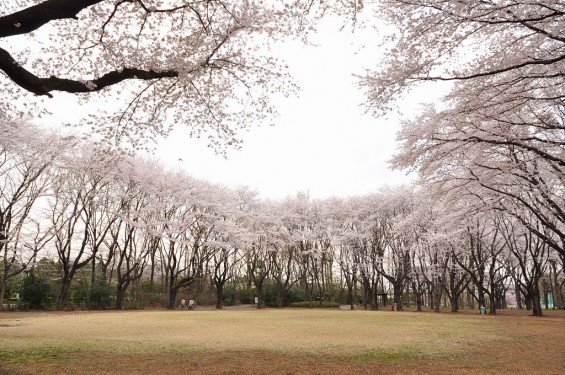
[371,187,416,311]
[393,104,564,257]
[498,212,551,316]
[0,0,362,150]
[244,197,287,309]
[366,1,564,115]
[370,1,564,257]
[147,173,222,309]
[332,197,364,309]
[350,194,386,310]
[266,199,301,309]
[397,192,450,312]
[48,146,124,309]
[208,187,253,309]
[0,120,63,309]
[105,168,154,309]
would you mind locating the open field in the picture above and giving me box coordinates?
[1,307,564,374]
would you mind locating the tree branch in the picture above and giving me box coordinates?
[418,54,565,82]
[0,0,103,38]
[0,46,179,97]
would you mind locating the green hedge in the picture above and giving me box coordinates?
[288,301,340,308]
[19,272,55,310]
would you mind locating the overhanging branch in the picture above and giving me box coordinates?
[0,46,179,97]
[0,0,103,38]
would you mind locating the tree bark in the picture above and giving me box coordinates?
[215,284,224,310]
[57,277,72,310]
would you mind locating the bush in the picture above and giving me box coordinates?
[221,284,255,306]
[236,285,255,304]
[288,301,340,308]
[139,280,167,308]
[263,283,305,307]
[88,279,115,309]
[283,286,305,306]
[70,280,89,308]
[19,272,55,310]
[221,284,237,306]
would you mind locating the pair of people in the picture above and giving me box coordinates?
[180,298,196,310]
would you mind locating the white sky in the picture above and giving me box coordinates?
[38,15,446,201]
[155,19,440,200]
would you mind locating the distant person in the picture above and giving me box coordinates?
[393,302,397,311]
[188,299,195,310]
[180,298,186,310]
[480,304,487,318]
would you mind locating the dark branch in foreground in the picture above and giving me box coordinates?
[0,47,179,97]
[0,0,103,38]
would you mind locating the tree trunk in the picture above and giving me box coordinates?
[216,283,224,310]
[256,284,264,309]
[168,288,178,310]
[489,287,497,314]
[393,282,403,311]
[115,285,126,310]
[0,273,7,310]
[476,284,487,308]
[530,285,543,317]
[468,285,476,310]
[276,288,285,308]
[411,281,422,312]
[91,258,96,284]
[57,277,72,310]
[433,284,442,313]
[450,294,459,312]
[371,288,377,310]
[347,281,354,310]
[551,261,563,309]
[515,278,523,309]
[524,290,533,311]
[362,281,369,309]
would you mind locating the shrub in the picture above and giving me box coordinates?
[88,279,115,309]
[236,285,255,304]
[70,280,89,308]
[19,272,55,310]
[263,283,305,307]
[139,280,167,308]
[221,284,255,306]
[288,301,340,308]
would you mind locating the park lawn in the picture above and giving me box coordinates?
[0,308,564,374]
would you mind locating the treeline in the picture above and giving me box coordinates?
[1,121,564,315]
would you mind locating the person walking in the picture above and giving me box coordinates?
[480,304,487,318]
[180,298,186,310]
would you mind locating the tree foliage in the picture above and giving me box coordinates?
[0,0,362,150]
[1,1,563,316]
[365,1,564,257]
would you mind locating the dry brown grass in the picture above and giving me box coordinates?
[1,307,564,374]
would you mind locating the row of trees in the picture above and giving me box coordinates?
[0,2,563,317]
[1,120,563,315]
[368,0,565,316]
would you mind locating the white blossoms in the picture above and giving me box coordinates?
[79,79,97,90]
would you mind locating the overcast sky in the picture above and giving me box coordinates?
[155,18,442,200]
[41,14,442,201]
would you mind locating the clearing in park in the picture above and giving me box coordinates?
[0,307,564,375]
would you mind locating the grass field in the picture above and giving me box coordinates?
[1,307,564,374]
